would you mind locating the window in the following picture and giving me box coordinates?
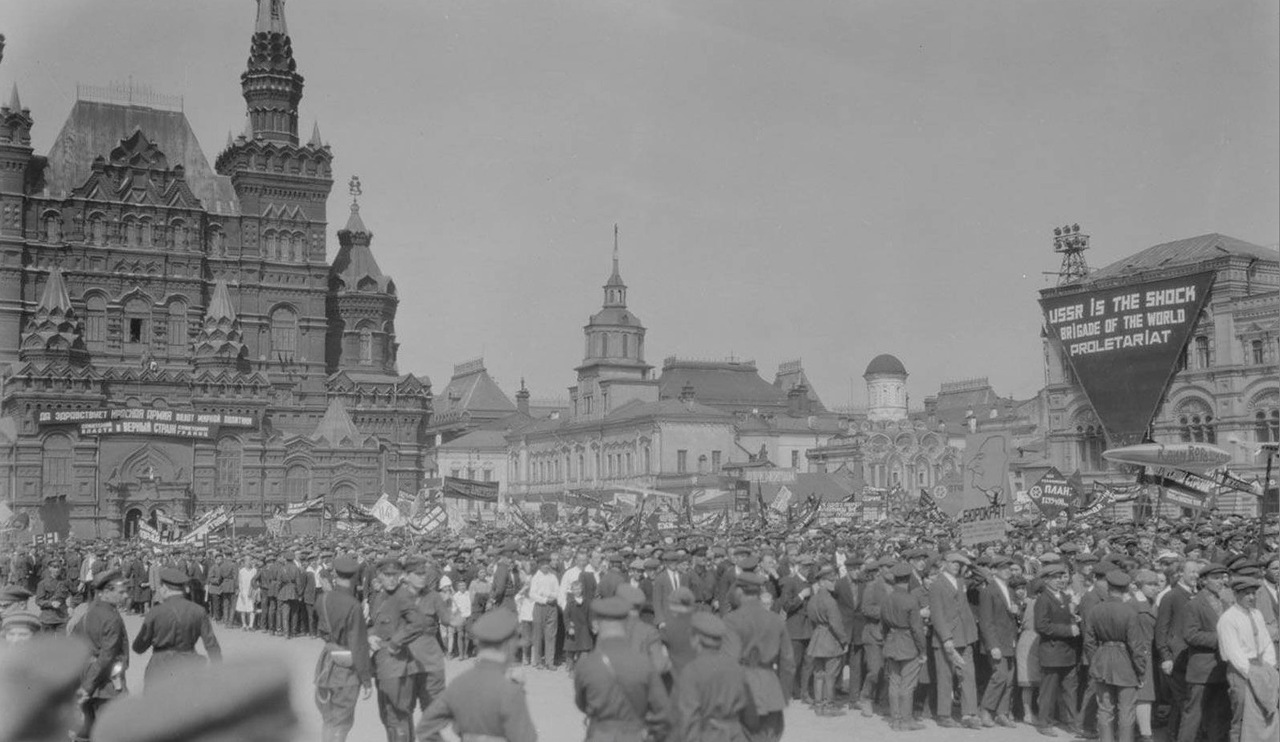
[167,301,188,354]
[791,450,799,469]
[578,454,585,482]
[697,455,708,475]
[1175,346,1188,372]
[626,452,633,476]
[1178,414,1216,444]
[483,469,492,483]
[451,468,461,479]
[284,464,310,501]
[214,437,242,499]
[129,318,145,343]
[622,335,629,358]
[677,449,688,474]
[264,231,277,260]
[41,434,73,499]
[170,220,187,250]
[44,213,61,243]
[85,295,107,352]
[1255,409,1279,443]
[89,214,107,245]
[1194,336,1211,369]
[711,450,721,471]
[359,325,373,365]
[270,307,298,355]
[600,334,609,357]
[1076,424,1107,471]
[139,219,153,248]
[644,447,652,474]
[1251,340,1265,365]
[125,219,139,247]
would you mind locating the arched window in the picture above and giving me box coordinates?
[43,212,62,243]
[89,213,107,245]
[41,434,73,499]
[208,227,225,256]
[263,230,277,260]
[293,233,306,262]
[214,437,242,499]
[626,452,634,476]
[600,333,609,358]
[270,306,298,355]
[622,334,629,358]
[578,454,585,482]
[285,464,311,501]
[644,447,651,474]
[1193,336,1211,369]
[139,218,153,248]
[697,454,708,475]
[167,300,188,354]
[1178,411,1216,443]
[1251,339,1265,365]
[170,219,187,250]
[124,218,139,247]
[359,324,373,365]
[85,295,107,352]
[1255,404,1280,443]
[1175,346,1189,372]
[125,297,151,347]
[1075,421,1106,471]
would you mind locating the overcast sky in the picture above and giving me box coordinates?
[5,1,1277,408]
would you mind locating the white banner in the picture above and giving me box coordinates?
[371,493,407,530]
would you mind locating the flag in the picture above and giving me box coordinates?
[395,491,415,516]
[509,507,537,533]
[284,495,325,520]
[407,503,448,534]
[371,494,407,530]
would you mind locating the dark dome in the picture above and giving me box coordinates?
[864,354,907,377]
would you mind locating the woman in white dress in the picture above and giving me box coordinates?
[235,555,260,630]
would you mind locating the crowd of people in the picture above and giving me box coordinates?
[0,508,1277,742]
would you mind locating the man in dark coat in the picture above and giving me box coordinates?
[403,555,451,740]
[977,555,1020,728]
[857,559,890,716]
[132,567,222,689]
[660,587,699,681]
[1155,558,1198,741]
[369,558,426,742]
[277,552,306,638]
[574,596,672,742]
[882,561,927,732]
[489,545,521,612]
[929,552,981,729]
[1177,563,1230,742]
[314,555,372,742]
[71,568,131,742]
[1083,570,1147,742]
[1035,563,1083,737]
[724,571,794,742]
[777,557,814,704]
[672,612,749,742]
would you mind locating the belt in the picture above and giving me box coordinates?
[1100,641,1127,647]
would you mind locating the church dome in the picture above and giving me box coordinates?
[864,354,907,377]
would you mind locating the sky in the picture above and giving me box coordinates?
[5,1,1278,408]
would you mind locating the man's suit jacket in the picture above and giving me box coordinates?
[1155,583,1193,669]
[778,572,813,641]
[1180,590,1226,685]
[1035,588,1080,668]
[928,573,978,648]
[977,579,1018,656]
[832,575,858,638]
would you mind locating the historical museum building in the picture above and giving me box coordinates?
[1039,233,1278,514]
[0,2,431,537]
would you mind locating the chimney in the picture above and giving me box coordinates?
[516,378,530,416]
[787,384,805,416]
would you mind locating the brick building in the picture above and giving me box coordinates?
[0,1,431,537]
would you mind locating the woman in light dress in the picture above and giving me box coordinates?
[235,554,260,630]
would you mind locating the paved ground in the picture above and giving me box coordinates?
[117,615,1167,741]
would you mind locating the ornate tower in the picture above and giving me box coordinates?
[215,0,333,377]
[19,267,87,367]
[0,82,34,363]
[864,354,908,422]
[327,176,398,374]
[191,280,248,372]
[571,227,654,417]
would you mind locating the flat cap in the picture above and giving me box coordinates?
[403,555,430,574]
[471,610,519,644]
[668,587,695,610]
[643,558,661,570]
[93,657,295,742]
[1231,576,1261,593]
[332,556,360,577]
[1038,564,1068,579]
[945,552,971,566]
[1199,563,1228,579]
[92,568,124,591]
[1105,570,1131,589]
[890,562,914,580]
[691,612,726,640]
[0,585,33,603]
[592,597,631,620]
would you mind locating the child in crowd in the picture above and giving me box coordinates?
[450,578,473,659]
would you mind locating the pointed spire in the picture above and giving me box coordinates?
[605,224,625,289]
[342,175,368,234]
[309,120,323,147]
[7,84,20,112]
[206,280,237,322]
[311,398,364,446]
[37,267,74,315]
[243,116,253,139]
[255,0,289,35]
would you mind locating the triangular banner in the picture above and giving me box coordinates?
[1041,271,1215,444]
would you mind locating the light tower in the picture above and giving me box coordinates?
[1053,223,1090,285]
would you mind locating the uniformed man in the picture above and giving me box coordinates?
[879,561,927,731]
[315,555,373,742]
[369,557,426,742]
[33,558,75,632]
[856,557,890,716]
[1082,570,1147,742]
[416,609,536,742]
[724,570,794,742]
[131,567,221,689]
[404,554,452,741]
[574,596,671,742]
[673,612,748,742]
[71,568,131,742]
[806,563,848,717]
[617,583,670,674]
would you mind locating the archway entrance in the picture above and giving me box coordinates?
[123,508,143,538]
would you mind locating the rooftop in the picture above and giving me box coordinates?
[658,358,788,412]
[1075,233,1276,285]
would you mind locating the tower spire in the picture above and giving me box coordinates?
[243,0,303,144]
[256,0,289,35]
[7,83,20,112]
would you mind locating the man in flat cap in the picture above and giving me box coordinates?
[929,551,981,729]
[806,563,848,717]
[882,561,927,732]
[1155,557,1200,741]
[1035,562,1083,737]
[1082,571,1147,742]
[1217,575,1278,741]
[855,557,890,716]
[977,554,1019,728]
[672,612,748,741]
[132,566,222,689]
[1178,562,1231,742]
[724,570,794,742]
[70,568,131,741]
[574,597,671,742]
[315,555,373,742]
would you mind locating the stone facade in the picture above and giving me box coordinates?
[0,1,432,537]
